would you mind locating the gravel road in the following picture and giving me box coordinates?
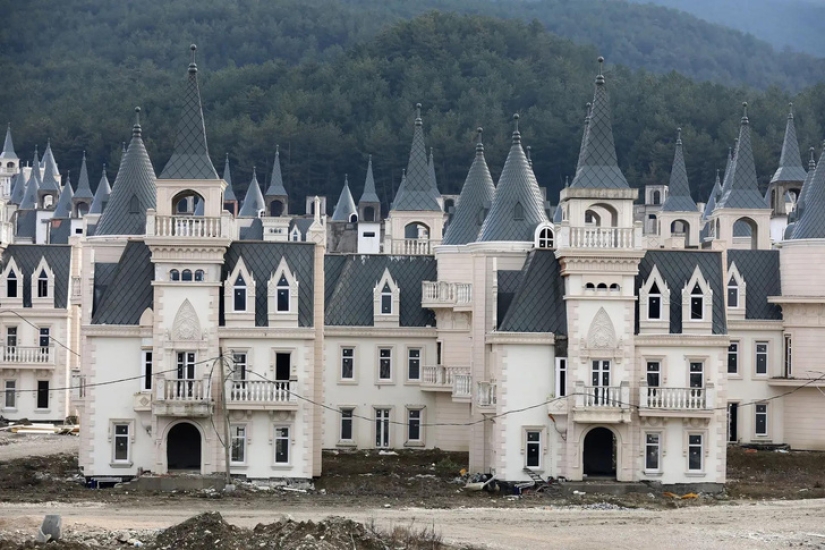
[1,499,825,549]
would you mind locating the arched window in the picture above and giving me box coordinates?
[727,278,739,308]
[513,201,524,221]
[182,269,193,282]
[585,283,595,290]
[652,191,661,205]
[129,195,140,214]
[170,269,180,281]
[690,282,704,320]
[234,274,247,312]
[597,283,607,290]
[194,270,205,282]
[609,283,620,291]
[648,282,661,320]
[348,213,358,223]
[276,274,290,312]
[537,227,554,249]
[7,271,17,298]
[37,269,49,298]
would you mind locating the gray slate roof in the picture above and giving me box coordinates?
[39,143,60,193]
[727,250,782,320]
[428,147,441,200]
[239,168,265,217]
[358,156,380,205]
[575,103,592,170]
[264,146,288,197]
[325,254,436,327]
[498,250,567,333]
[661,130,698,212]
[717,106,770,211]
[478,119,549,242]
[221,242,315,327]
[791,147,817,223]
[570,64,629,190]
[52,179,74,219]
[635,250,726,335]
[496,269,524,325]
[702,171,722,220]
[791,146,825,239]
[15,210,36,239]
[0,245,71,308]
[9,171,26,205]
[49,220,72,245]
[158,50,219,180]
[442,132,495,245]
[288,218,313,240]
[89,169,111,214]
[771,104,807,184]
[391,106,441,212]
[222,154,236,201]
[74,154,94,200]
[19,163,40,210]
[96,113,157,236]
[92,241,154,324]
[331,176,357,221]
[1,125,16,160]
[239,218,264,240]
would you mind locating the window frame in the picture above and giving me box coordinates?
[406,408,423,446]
[3,379,16,409]
[375,407,391,449]
[688,360,704,389]
[6,326,17,349]
[524,428,543,470]
[755,341,769,376]
[406,347,421,382]
[340,346,355,382]
[380,286,393,315]
[273,425,291,466]
[339,407,355,444]
[646,361,661,388]
[555,358,567,398]
[6,270,17,298]
[644,431,662,473]
[690,283,704,321]
[377,347,393,383]
[727,341,739,375]
[37,270,49,298]
[141,349,153,391]
[233,274,247,312]
[230,423,248,465]
[784,335,792,377]
[113,423,131,463]
[727,278,739,309]
[755,403,768,437]
[648,283,662,320]
[275,274,290,313]
[36,380,49,410]
[687,432,704,472]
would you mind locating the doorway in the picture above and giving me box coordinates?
[167,422,202,471]
[728,402,738,443]
[583,427,616,478]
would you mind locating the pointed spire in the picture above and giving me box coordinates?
[331,174,357,221]
[391,103,441,211]
[8,170,25,205]
[52,176,74,219]
[771,103,807,184]
[793,146,818,222]
[74,152,94,200]
[239,167,265,217]
[478,115,549,242]
[792,143,825,239]
[717,103,770,210]
[0,124,16,160]
[443,127,496,245]
[96,107,157,235]
[264,145,288,197]
[159,45,219,180]
[428,147,441,200]
[19,163,40,210]
[39,140,60,192]
[358,155,380,205]
[703,170,722,219]
[222,153,236,201]
[90,166,111,214]
[661,128,698,212]
[575,102,592,170]
[526,145,533,169]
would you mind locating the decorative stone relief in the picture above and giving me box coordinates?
[173,299,201,340]
[586,307,616,349]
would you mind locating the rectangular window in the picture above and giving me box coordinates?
[230,425,246,464]
[232,353,247,383]
[341,347,354,380]
[6,326,16,348]
[690,296,703,320]
[555,358,567,397]
[407,409,422,442]
[526,430,541,468]
[176,351,196,398]
[407,349,421,381]
[340,408,353,441]
[379,348,392,381]
[727,342,739,374]
[646,362,660,388]
[727,284,738,308]
[436,341,443,366]
[37,278,48,298]
[39,328,50,348]
[688,434,703,471]
[381,294,392,314]
[4,380,16,408]
[375,408,390,448]
[755,342,768,375]
[689,362,704,389]
[648,295,661,320]
[7,275,17,298]
[36,380,49,409]
[276,287,290,312]
[274,426,290,464]
[784,335,792,377]
[141,351,153,391]
[233,284,246,312]
[645,432,660,471]
[755,404,768,436]
[113,424,129,462]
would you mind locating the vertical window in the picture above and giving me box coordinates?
[113,424,130,462]
[727,278,739,308]
[537,227,553,249]
[233,275,247,312]
[688,434,703,471]
[689,362,704,389]
[170,269,180,281]
[37,380,49,409]
[4,380,16,408]
[648,282,661,320]
[182,269,193,281]
[341,347,354,380]
[436,341,443,366]
[176,351,196,397]
[407,409,422,442]
[755,404,768,436]
[276,274,290,312]
[379,348,392,381]
[141,350,153,391]
[591,360,611,405]
[194,270,205,282]
[727,403,738,443]
[784,335,792,377]
[755,342,768,375]
[407,348,421,381]
[6,326,17,348]
[274,426,290,464]
[39,328,50,348]
[37,270,48,298]
[525,430,541,468]
[6,271,17,298]
[380,283,392,315]
[645,433,660,471]
[375,409,390,448]
[230,425,246,464]
[690,283,703,320]
[646,361,660,387]
[555,358,567,397]
[340,408,354,441]
[727,342,739,374]
[232,353,247,383]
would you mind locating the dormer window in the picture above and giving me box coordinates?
[535,225,554,249]
[690,283,703,320]
[234,274,247,312]
[727,278,738,308]
[37,270,48,298]
[373,268,400,327]
[224,258,256,326]
[6,271,17,298]
[30,258,54,306]
[268,257,299,326]
[381,283,392,314]
[276,274,290,312]
[648,282,661,320]
[129,195,139,214]
[726,262,746,319]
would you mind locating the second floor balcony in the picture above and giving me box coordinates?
[147,213,230,239]
[421,282,472,309]
[556,225,642,251]
[421,365,472,402]
[226,379,297,410]
[389,238,439,255]
[153,376,213,417]
[1,346,55,367]
[639,385,715,418]
[571,381,631,423]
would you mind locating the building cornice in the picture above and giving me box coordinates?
[768,296,823,304]
[217,327,316,340]
[634,334,730,347]
[727,320,784,331]
[325,326,437,338]
[83,324,152,338]
[486,331,555,345]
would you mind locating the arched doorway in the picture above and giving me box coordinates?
[583,427,616,478]
[167,422,202,471]
[733,217,757,250]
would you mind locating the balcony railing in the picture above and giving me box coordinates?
[156,377,211,402]
[421,282,472,308]
[390,238,439,255]
[151,216,223,238]
[453,373,472,399]
[639,386,714,412]
[477,380,497,408]
[421,365,471,391]
[227,380,296,404]
[557,225,641,250]
[1,346,54,365]
[578,385,626,407]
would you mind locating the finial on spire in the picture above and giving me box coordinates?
[132,107,142,137]
[564,176,570,188]
[810,146,816,166]
[225,152,229,161]
[586,102,592,118]
[189,44,198,74]
[788,102,794,119]
[82,150,86,160]
[475,127,484,153]
[276,144,280,155]
[344,173,348,185]
[596,57,605,85]
[676,127,682,144]
[511,114,521,144]
[415,103,422,126]
[368,154,372,162]
[741,101,749,123]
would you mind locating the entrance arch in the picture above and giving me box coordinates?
[583,427,616,478]
[167,422,202,471]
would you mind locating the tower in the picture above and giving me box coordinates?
[658,128,700,247]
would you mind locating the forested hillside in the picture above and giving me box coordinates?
[2,11,824,210]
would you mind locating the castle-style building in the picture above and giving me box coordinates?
[1,49,824,488]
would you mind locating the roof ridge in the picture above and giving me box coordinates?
[443,127,496,245]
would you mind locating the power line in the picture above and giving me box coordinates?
[0,309,80,357]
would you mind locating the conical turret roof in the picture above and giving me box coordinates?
[222,154,236,201]
[478,115,549,242]
[428,147,441,200]
[703,170,722,219]
[159,45,219,180]
[90,168,111,214]
[74,153,94,200]
[358,155,380,205]
[9,171,26,205]
[662,128,698,212]
[19,166,40,210]
[575,103,592,170]
[264,146,287,197]
[771,103,807,184]
[96,108,157,235]
[717,104,769,211]
[52,177,74,219]
[391,104,441,211]
[331,175,357,221]
[239,168,265,217]
[793,146,818,222]
[0,124,16,160]
[39,140,60,192]
[570,59,628,190]
[443,128,496,245]
[791,144,825,239]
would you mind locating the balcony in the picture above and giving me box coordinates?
[476,380,497,411]
[571,382,631,423]
[421,365,472,401]
[639,385,715,417]
[145,212,232,239]
[226,380,297,410]
[421,282,472,309]
[557,226,641,250]
[389,238,439,255]
[153,377,213,417]
[0,346,55,367]
[452,372,472,402]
